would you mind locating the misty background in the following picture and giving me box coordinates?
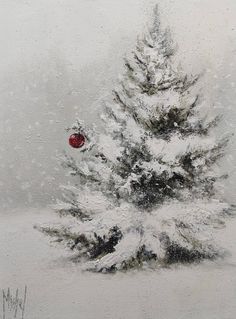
[0,0,236,209]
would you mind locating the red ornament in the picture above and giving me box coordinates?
[69,133,85,148]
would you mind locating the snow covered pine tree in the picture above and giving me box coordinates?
[38,6,232,272]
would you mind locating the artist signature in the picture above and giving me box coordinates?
[2,286,27,319]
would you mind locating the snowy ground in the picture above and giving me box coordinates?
[1,208,236,319]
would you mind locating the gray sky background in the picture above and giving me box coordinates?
[0,0,236,208]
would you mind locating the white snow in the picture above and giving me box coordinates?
[139,90,181,110]
[99,134,124,162]
[1,207,236,319]
[56,185,114,216]
[146,134,216,164]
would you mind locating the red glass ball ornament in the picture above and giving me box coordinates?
[69,133,85,148]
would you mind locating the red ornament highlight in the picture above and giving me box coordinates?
[69,133,85,148]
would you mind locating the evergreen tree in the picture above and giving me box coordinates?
[38,6,231,272]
